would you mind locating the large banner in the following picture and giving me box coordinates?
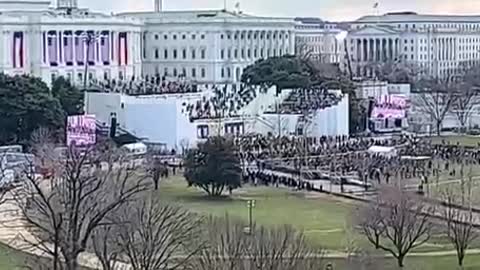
[371,95,409,119]
[67,115,96,146]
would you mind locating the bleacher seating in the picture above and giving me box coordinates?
[87,75,199,95]
[182,84,257,121]
[264,88,343,114]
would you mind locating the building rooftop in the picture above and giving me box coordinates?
[355,12,480,23]
[116,9,293,23]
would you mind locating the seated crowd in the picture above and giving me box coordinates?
[265,88,343,114]
[88,75,198,95]
[182,84,257,121]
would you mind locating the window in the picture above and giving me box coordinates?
[201,34,205,39]
[192,34,196,40]
[182,68,186,76]
[182,49,186,59]
[234,49,238,58]
[164,35,168,40]
[173,68,177,77]
[221,49,225,59]
[164,67,168,76]
[164,49,168,59]
[254,49,257,58]
[173,35,177,40]
[191,49,196,59]
[241,49,245,58]
[173,49,177,59]
[155,49,159,59]
[155,34,159,40]
[221,68,225,78]
[197,125,209,139]
[201,68,206,78]
[227,67,231,78]
[201,49,206,59]
[228,49,231,59]
[182,34,186,40]
[192,68,196,78]
[247,49,251,58]
[221,34,224,39]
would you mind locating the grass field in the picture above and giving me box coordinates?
[159,176,480,269]
[159,176,473,252]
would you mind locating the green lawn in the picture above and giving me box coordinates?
[159,176,354,251]
[327,254,480,270]
[159,176,480,269]
[0,244,22,270]
[158,176,466,252]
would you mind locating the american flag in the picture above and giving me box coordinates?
[101,31,110,64]
[87,32,95,64]
[12,32,24,68]
[48,31,58,65]
[118,32,128,66]
[75,32,84,64]
[63,31,73,64]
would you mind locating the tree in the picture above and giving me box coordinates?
[90,222,123,270]
[241,56,315,92]
[184,136,242,197]
[355,196,385,249]
[192,215,324,270]
[414,76,457,136]
[116,197,205,270]
[356,186,434,268]
[0,74,65,145]
[442,188,479,268]
[14,142,150,270]
[51,76,84,116]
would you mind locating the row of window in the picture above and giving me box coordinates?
[219,47,288,59]
[154,48,206,60]
[154,33,206,40]
[152,32,290,41]
[155,66,206,78]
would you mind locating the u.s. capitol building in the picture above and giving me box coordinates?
[0,0,296,85]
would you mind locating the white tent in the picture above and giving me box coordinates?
[368,145,397,157]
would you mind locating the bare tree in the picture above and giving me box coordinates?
[13,142,150,270]
[414,76,457,136]
[357,186,434,268]
[90,223,123,270]
[442,188,479,268]
[451,66,480,132]
[246,224,324,270]
[192,215,250,270]
[355,196,385,249]
[116,197,205,270]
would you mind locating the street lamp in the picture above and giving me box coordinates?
[246,199,256,235]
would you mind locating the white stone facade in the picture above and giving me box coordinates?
[294,19,346,64]
[347,12,480,79]
[118,10,296,83]
[0,0,143,85]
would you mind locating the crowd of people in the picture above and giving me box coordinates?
[235,134,480,195]
[88,75,199,95]
[265,89,343,114]
[182,84,257,121]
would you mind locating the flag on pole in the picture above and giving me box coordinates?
[75,31,84,64]
[101,31,110,65]
[373,2,379,8]
[48,31,58,65]
[118,32,127,66]
[12,32,24,68]
[235,2,240,9]
[64,32,73,64]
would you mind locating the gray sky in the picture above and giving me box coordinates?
[78,0,480,21]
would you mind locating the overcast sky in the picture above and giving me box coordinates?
[78,0,480,21]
